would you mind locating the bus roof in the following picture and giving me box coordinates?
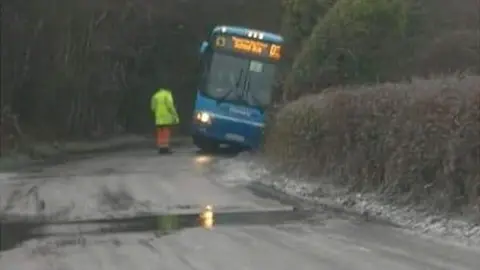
[211,25,284,43]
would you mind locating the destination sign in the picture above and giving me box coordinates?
[213,35,281,60]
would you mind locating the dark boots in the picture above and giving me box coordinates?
[158,147,173,154]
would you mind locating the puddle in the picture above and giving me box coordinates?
[0,207,315,252]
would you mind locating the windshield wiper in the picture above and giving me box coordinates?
[216,68,244,105]
[242,73,265,111]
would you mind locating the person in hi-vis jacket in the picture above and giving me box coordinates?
[150,88,179,154]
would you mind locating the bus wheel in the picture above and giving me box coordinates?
[193,135,219,153]
[228,144,247,153]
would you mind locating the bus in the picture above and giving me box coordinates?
[191,25,284,152]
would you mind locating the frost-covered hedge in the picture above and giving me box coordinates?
[265,76,480,213]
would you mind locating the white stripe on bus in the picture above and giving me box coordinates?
[209,113,264,127]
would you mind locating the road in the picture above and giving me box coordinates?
[1,146,479,270]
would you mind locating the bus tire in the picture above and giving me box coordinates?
[228,144,247,153]
[193,135,219,153]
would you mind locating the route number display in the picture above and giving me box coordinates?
[214,35,281,60]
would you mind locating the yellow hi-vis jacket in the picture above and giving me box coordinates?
[151,88,179,126]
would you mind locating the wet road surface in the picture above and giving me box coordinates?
[1,146,479,269]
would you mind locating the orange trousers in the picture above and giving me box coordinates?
[156,127,171,148]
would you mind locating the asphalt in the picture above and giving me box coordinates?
[1,145,479,270]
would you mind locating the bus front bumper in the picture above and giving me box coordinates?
[191,111,263,149]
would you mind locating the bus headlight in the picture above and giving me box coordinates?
[195,111,212,124]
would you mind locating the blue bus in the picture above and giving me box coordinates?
[191,25,284,152]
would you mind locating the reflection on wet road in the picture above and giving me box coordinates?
[1,207,314,252]
[1,146,480,270]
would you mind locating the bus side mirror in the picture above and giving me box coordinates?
[199,41,208,54]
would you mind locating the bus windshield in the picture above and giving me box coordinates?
[202,52,276,108]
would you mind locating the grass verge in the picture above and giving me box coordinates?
[0,135,183,171]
